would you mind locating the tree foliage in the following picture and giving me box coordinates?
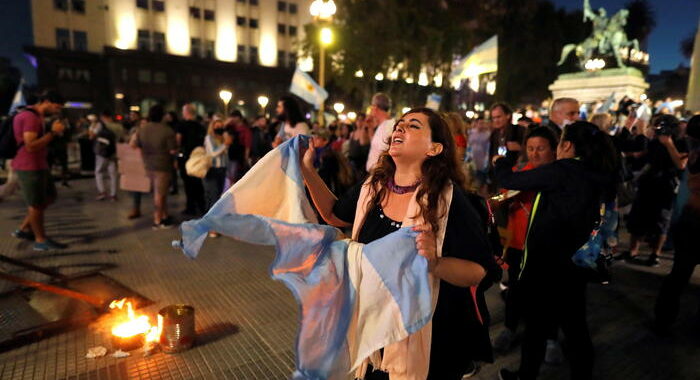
[624,0,656,47]
[681,29,697,60]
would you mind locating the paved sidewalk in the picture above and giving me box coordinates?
[1,179,699,380]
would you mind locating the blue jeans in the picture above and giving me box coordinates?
[203,167,226,211]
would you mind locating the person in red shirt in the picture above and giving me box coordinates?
[224,110,253,189]
[492,127,558,354]
[11,90,68,251]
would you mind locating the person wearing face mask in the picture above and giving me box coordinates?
[492,127,560,357]
[202,117,231,237]
[301,108,499,379]
[494,121,619,380]
[546,97,581,140]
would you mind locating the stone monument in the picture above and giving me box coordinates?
[549,0,649,104]
[686,15,700,113]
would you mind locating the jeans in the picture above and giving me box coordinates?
[203,167,226,211]
[95,155,118,197]
[179,157,205,214]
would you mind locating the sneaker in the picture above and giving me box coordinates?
[460,360,478,379]
[12,229,35,241]
[108,195,118,202]
[498,369,519,380]
[33,239,68,251]
[95,193,107,201]
[153,217,175,230]
[544,339,563,365]
[127,210,141,219]
[493,329,515,354]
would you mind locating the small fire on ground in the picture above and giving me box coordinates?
[109,298,159,343]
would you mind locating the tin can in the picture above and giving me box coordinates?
[158,304,195,353]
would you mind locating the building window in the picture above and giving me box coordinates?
[278,1,287,11]
[190,38,201,57]
[153,32,165,53]
[136,0,148,9]
[71,0,85,13]
[137,29,150,51]
[278,50,286,67]
[236,17,246,26]
[54,0,68,11]
[289,3,297,14]
[138,69,152,83]
[249,18,258,28]
[73,30,87,51]
[204,9,215,21]
[250,0,259,5]
[277,24,286,34]
[237,45,247,63]
[153,71,167,84]
[250,46,258,64]
[205,41,215,59]
[288,26,297,36]
[152,0,165,11]
[189,7,201,18]
[56,28,71,50]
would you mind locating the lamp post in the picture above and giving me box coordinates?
[257,95,269,116]
[219,90,232,116]
[310,0,336,126]
[333,102,344,115]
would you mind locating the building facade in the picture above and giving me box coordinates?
[27,0,312,116]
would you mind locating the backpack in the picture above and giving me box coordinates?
[0,108,39,159]
[94,122,117,157]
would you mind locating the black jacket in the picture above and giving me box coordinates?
[494,153,611,282]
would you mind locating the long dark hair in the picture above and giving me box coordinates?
[369,107,466,233]
[562,121,618,176]
[279,95,305,126]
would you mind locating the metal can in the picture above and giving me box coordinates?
[158,304,195,353]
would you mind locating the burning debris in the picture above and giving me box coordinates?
[109,298,159,351]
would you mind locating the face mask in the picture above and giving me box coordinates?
[562,119,574,127]
[214,128,224,135]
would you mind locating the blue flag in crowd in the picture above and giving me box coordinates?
[175,136,433,380]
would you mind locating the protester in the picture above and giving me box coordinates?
[492,127,559,355]
[546,97,580,139]
[203,118,230,237]
[224,110,252,188]
[654,115,700,331]
[364,93,395,172]
[466,117,491,194]
[347,112,370,178]
[624,115,689,266]
[301,107,498,379]
[310,128,355,195]
[272,95,310,147]
[176,103,206,216]
[249,115,272,164]
[164,110,180,195]
[444,112,468,162]
[47,117,71,188]
[132,104,177,229]
[11,90,69,251]
[589,112,613,134]
[495,121,618,380]
[90,110,124,201]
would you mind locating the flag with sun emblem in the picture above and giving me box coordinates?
[290,67,328,110]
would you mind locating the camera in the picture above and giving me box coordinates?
[653,115,679,137]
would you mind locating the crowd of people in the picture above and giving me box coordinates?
[1,88,699,380]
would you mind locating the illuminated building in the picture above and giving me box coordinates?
[26,0,312,115]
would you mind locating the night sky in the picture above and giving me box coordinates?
[0,0,698,86]
[551,0,700,73]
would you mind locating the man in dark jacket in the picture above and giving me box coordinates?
[176,103,206,216]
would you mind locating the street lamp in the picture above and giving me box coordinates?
[257,95,269,115]
[333,102,344,114]
[310,0,336,126]
[219,90,232,115]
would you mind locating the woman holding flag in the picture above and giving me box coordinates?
[301,107,498,379]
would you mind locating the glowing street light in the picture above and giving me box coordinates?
[257,95,269,114]
[310,0,337,126]
[347,111,357,121]
[310,0,336,20]
[320,27,333,45]
[333,102,345,114]
[219,89,232,115]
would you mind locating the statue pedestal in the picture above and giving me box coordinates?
[548,67,649,104]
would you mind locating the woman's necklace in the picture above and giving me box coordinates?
[387,177,421,194]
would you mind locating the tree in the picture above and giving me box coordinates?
[681,29,696,60]
[0,57,21,114]
[624,0,656,48]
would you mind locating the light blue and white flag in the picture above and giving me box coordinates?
[175,136,432,380]
[596,92,616,113]
[290,68,328,110]
[8,78,25,114]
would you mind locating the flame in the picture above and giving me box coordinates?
[109,298,157,340]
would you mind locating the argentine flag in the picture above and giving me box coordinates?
[175,136,433,380]
[290,68,328,110]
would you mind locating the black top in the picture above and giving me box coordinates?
[488,124,526,161]
[643,137,689,183]
[176,120,206,158]
[333,183,498,366]
[495,153,612,283]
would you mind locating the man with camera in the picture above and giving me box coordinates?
[625,114,689,266]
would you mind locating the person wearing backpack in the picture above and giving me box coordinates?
[9,90,69,251]
[89,110,124,201]
[494,121,618,380]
